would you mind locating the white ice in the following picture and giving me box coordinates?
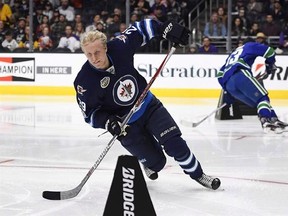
[0,95,288,216]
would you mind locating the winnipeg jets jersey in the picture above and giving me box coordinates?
[74,19,162,129]
[217,42,276,87]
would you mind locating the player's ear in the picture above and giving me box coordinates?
[103,42,107,52]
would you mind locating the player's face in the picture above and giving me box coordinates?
[83,39,109,70]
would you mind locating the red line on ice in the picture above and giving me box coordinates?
[0,159,14,164]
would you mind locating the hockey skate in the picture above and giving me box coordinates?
[143,166,158,180]
[195,173,221,190]
[271,118,288,133]
[260,117,282,134]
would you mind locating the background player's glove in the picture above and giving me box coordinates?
[161,20,191,46]
[223,91,235,106]
[105,116,129,139]
[265,63,277,75]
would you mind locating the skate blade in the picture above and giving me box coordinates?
[263,128,283,134]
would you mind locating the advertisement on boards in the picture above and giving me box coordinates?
[0,53,287,97]
[0,57,35,81]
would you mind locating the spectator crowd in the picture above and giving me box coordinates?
[198,0,288,54]
[0,0,288,54]
[0,0,196,53]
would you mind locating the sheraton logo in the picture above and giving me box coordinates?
[269,67,288,81]
[137,63,218,78]
[0,57,35,81]
[137,63,288,80]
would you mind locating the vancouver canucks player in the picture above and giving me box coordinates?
[74,18,221,190]
[217,40,288,133]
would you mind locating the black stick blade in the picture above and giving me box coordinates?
[42,191,61,200]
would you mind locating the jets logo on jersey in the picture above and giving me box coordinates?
[113,75,138,106]
[77,85,87,95]
[119,81,133,98]
[100,77,110,88]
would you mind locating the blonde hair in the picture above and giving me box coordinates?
[80,30,107,48]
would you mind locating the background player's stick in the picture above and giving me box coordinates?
[180,103,227,128]
[42,45,177,200]
[255,71,268,81]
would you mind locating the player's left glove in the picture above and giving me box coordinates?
[161,20,191,46]
[105,115,129,140]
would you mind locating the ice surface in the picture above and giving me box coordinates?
[1,96,288,216]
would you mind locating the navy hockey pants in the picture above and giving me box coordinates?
[120,96,203,178]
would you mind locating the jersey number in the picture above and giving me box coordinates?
[123,26,137,35]
[225,47,243,67]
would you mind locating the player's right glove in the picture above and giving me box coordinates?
[161,20,191,46]
[105,115,129,140]
[223,91,235,106]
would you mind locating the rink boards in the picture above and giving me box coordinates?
[0,53,287,99]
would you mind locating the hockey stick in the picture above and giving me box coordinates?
[255,71,268,81]
[180,103,227,128]
[42,46,177,200]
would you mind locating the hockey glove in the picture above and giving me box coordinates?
[265,63,277,75]
[105,115,129,140]
[223,91,235,106]
[161,20,191,46]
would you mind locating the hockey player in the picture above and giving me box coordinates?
[74,19,221,190]
[217,40,288,134]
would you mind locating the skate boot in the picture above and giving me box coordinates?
[271,118,288,132]
[195,173,221,190]
[143,166,158,180]
[260,117,282,134]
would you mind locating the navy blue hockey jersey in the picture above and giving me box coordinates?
[74,19,162,129]
[217,42,276,88]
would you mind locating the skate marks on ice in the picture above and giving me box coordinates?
[2,162,288,216]
[1,97,288,215]
[146,167,288,216]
